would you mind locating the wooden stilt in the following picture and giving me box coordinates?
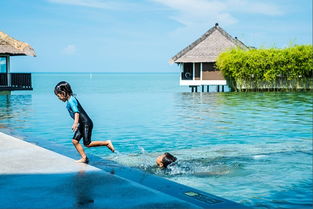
[217,85,220,92]
[207,85,209,92]
[202,85,204,92]
[222,85,224,92]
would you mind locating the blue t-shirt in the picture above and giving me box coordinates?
[66,96,79,119]
[65,96,92,124]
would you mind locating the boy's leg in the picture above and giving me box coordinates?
[82,124,115,152]
[72,139,88,162]
[72,126,89,163]
[86,140,115,152]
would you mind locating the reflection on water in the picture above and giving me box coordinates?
[73,171,95,207]
[0,94,32,132]
[0,95,10,128]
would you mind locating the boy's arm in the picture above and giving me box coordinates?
[72,113,79,131]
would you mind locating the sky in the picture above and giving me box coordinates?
[1,0,312,72]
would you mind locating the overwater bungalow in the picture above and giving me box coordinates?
[169,23,249,92]
[0,32,36,91]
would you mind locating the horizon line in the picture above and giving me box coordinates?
[29,71,178,74]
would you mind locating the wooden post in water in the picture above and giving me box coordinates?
[190,86,198,92]
[207,85,210,92]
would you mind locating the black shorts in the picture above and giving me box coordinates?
[73,123,93,146]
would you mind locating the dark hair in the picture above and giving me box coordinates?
[162,152,177,168]
[54,81,73,97]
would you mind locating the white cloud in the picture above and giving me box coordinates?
[152,0,283,27]
[47,0,133,10]
[62,44,77,55]
[226,0,283,16]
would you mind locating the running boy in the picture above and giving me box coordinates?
[54,81,114,163]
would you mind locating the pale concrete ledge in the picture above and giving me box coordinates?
[0,132,248,208]
[0,132,98,174]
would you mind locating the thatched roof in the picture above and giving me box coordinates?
[170,23,248,64]
[0,32,36,56]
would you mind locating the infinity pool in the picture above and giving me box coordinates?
[0,73,312,208]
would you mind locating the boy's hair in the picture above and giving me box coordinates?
[54,81,73,97]
[162,152,177,168]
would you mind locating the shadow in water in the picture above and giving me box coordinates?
[0,170,223,209]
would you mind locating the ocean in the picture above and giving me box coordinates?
[0,72,312,208]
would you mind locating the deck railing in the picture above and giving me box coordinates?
[0,73,32,90]
[0,73,8,86]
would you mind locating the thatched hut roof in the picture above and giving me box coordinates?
[0,32,36,56]
[170,23,248,64]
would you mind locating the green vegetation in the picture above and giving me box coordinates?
[216,45,313,91]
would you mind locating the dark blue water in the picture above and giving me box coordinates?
[0,73,312,208]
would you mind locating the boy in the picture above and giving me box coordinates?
[156,152,177,168]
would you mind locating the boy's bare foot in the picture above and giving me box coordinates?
[76,157,89,164]
[106,140,115,152]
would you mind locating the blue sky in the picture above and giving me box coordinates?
[1,0,312,72]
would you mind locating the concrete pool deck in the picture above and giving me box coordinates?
[0,132,247,208]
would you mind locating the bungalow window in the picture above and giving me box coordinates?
[182,63,193,80]
[202,62,217,72]
[0,57,6,73]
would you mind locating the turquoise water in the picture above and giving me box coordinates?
[0,73,312,208]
